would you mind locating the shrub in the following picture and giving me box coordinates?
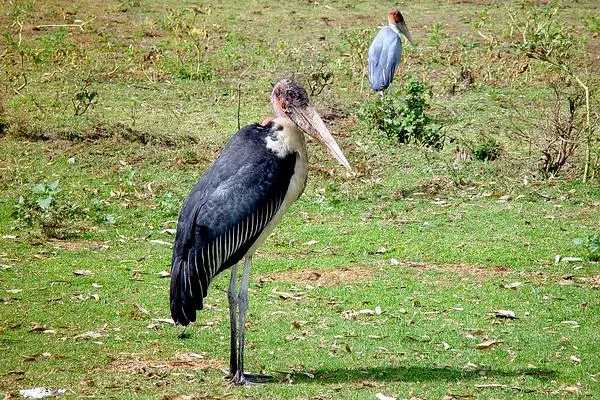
[359,78,444,149]
[13,180,84,239]
[470,136,502,161]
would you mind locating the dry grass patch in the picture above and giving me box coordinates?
[400,261,511,278]
[576,275,600,289]
[49,239,110,251]
[109,351,223,374]
[260,266,375,287]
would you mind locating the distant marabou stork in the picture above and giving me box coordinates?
[368,10,413,92]
[170,80,351,384]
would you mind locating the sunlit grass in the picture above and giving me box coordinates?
[1,0,599,399]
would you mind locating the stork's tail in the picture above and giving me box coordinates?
[169,256,203,326]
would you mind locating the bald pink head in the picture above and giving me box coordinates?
[387,10,413,45]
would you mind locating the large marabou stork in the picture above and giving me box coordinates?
[170,80,351,385]
[368,10,413,92]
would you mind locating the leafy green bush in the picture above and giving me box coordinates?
[359,78,444,149]
[13,180,83,239]
[470,136,502,161]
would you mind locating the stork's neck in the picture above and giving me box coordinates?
[388,21,401,37]
[265,117,307,161]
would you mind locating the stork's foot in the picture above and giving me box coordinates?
[229,371,273,385]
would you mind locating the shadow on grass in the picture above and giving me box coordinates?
[286,365,556,384]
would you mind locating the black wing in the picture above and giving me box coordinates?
[170,123,296,325]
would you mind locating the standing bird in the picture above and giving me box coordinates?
[368,10,414,92]
[170,80,351,385]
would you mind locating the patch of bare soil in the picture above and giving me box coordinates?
[577,275,600,289]
[260,266,375,287]
[109,352,222,374]
[402,261,510,278]
[49,239,109,251]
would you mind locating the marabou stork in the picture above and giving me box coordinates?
[170,80,351,385]
[368,10,413,92]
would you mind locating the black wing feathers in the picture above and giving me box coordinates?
[170,123,296,325]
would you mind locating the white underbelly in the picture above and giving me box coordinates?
[246,151,308,256]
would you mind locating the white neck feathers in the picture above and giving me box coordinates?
[265,117,307,159]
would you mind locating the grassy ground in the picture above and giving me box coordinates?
[1,0,599,399]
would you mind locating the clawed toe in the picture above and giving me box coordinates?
[229,371,273,385]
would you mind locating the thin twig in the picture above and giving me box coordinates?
[35,17,96,32]
[236,82,242,131]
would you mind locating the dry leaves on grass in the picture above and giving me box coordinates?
[475,339,503,350]
[110,352,222,373]
[342,306,382,319]
[261,266,375,287]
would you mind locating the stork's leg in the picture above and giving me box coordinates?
[232,256,251,384]
[227,263,238,377]
[232,256,271,385]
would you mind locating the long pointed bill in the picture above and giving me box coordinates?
[288,105,351,170]
[397,21,414,45]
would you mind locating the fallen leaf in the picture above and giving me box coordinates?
[151,318,175,325]
[475,383,508,389]
[493,310,517,319]
[149,239,172,247]
[562,385,581,395]
[161,228,176,235]
[19,387,66,399]
[6,288,23,294]
[74,331,102,340]
[503,282,522,289]
[560,257,583,263]
[91,283,102,288]
[442,341,452,350]
[28,325,49,333]
[73,270,94,276]
[390,258,400,265]
[462,362,479,371]
[158,270,171,278]
[375,393,397,400]
[2,235,18,239]
[272,291,304,300]
[303,240,318,246]
[342,307,382,319]
[570,355,581,363]
[475,339,502,350]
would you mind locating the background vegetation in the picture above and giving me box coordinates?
[1,0,598,399]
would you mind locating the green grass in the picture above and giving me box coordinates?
[1,0,600,399]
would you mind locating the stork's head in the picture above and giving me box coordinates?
[271,79,351,170]
[387,10,413,44]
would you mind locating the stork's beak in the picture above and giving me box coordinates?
[288,105,351,170]
[397,21,414,45]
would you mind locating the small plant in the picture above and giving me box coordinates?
[306,61,334,97]
[509,87,584,178]
[582,15,600,37]
[574,233,600,261]
[359,78,444,149]
[509,6,595,182]
[72,77,98,117]
[427,22,446,48]
[339,28,371,78]
[470,136,502,161]
[13,180,83,239]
